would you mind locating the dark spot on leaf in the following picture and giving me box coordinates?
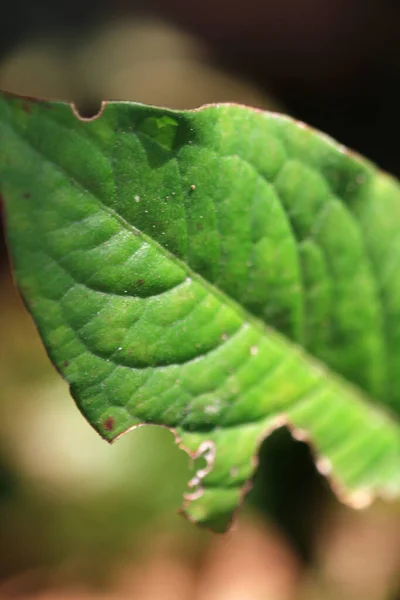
[139,115,180,152]
[63,360,69,368]
[18,94,52,107]
[135,111,197,167]
[196,223,204,231]
[23,192,30,199]
[19,97,51,112]
[137,279,144,286]
[22,101,31,114]
[104,416,115,431]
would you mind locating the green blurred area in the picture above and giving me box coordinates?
[0,15,400,600]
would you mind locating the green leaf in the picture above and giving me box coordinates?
[1,91,400,531]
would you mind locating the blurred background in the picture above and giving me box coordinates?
[1,1,400,598]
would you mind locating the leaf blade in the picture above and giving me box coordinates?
[1,92,400,529]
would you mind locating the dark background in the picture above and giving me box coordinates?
[1,0,399,173]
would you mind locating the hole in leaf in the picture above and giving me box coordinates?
[70,100,106,121]
[246,427,331,562]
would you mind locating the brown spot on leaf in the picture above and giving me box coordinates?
[22,101,31,114]
[196,223,204,231]
[104,416,115,431]
[63,360,69,368]
[137,279,144,286]
[23,192,30,199]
